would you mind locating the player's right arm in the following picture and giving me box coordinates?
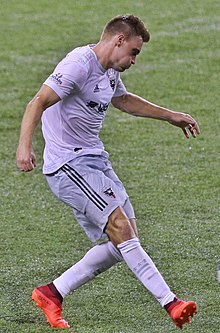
[16,85,60,172]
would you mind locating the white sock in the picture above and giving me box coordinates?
[117,237,175,307]
[53,241,123,298]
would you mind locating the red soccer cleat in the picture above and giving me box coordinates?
[166,299,197,329]
[32,284,70,329]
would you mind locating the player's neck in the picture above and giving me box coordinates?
[92,41,114,70]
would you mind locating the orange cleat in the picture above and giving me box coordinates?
[167,299,197,329]
[32,285,70,329]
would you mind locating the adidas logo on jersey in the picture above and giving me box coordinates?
[94,84,100,93]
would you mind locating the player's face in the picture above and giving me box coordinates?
[112,35,143,72]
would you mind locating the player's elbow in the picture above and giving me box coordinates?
[111,93,130,113]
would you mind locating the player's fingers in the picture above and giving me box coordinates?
[17,159,35,172]
[22,164,34,172]
[184,123,200,138]
[187,124,196,137]
[191,123,200,137]
[184,114,200,137]
[193,122,200,135]
[31,154,37,168]
[182,127,189,139]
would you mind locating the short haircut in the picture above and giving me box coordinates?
[102,14,150,42]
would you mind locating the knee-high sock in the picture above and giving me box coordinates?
[117,237,175,307]
[53,241,123,298]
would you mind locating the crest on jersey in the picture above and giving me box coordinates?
[104,187,116,198]
[108,69,116,91]
[109,78,116,91]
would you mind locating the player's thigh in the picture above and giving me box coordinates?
[104,163,136,221]
[46,162,126,241]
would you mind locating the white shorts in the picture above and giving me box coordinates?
[46,154,135,242]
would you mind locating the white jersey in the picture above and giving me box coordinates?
[42,44,127,174]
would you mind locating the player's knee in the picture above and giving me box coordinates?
[105,207,136,245]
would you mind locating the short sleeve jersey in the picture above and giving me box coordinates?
[42,44,127,174]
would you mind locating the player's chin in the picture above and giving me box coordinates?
[118,65,130,72]
[112,62,130,72]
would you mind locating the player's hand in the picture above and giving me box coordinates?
[16,145,36,172]
[168,112,200,139]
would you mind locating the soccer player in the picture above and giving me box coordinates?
[16,15,199,329]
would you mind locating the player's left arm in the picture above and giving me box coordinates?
[111,92,200,138]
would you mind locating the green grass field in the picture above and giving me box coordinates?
[1,0,219,332]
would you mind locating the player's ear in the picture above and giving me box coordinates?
[115,34,125,47]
